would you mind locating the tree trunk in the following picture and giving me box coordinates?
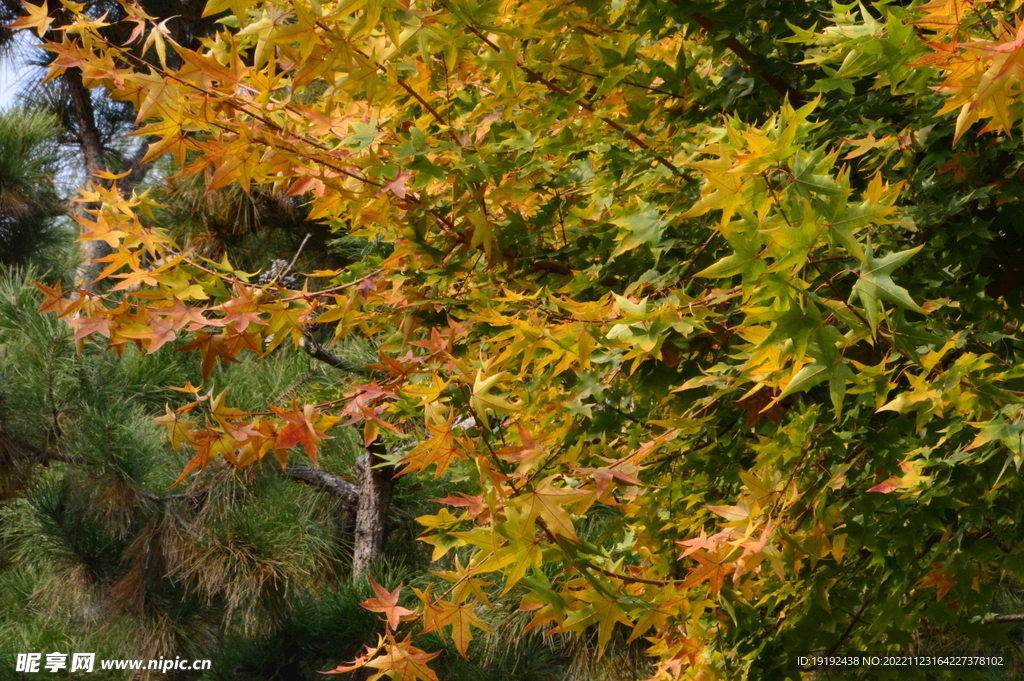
[351,442,397,577]
[64,69,158,290]
[65,68,113,289]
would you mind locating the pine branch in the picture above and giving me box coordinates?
[299,334,374,375]
[0,434,84,465]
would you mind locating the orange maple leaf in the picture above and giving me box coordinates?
[67,315,112,340]
[119,314,177,353]
[401,421,465,478]
[153,298,212,332]
[361,579,419,630]
[154,406,199,452]
[679,549,735,597]
[35,282,82,317]
[323,632,439,681]
[11,0,53,36]
[421,598,491,658]
[176,331,243,380]
[918,563,956,599]
[270,402,334,464]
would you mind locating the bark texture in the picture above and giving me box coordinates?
[287,464,360,509]
[351,442,397,576]
[65,68,112,289]
[64,69,158,290]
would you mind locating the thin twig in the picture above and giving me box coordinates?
[284,233,312,278]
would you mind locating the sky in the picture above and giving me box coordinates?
[0,60,19,109]
[1,33,35,109]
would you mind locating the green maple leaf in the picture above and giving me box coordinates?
[556,593,633,658]
[849,242,924,332]
[693,240,766,280]
[777,326,854,416]
[612,204,666,256]
[347,121,381,151]
[889,309,945,363]
[754,297,822,363]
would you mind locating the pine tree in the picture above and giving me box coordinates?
[0,108,71,267]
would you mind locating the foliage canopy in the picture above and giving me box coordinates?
[13,0,1024,677]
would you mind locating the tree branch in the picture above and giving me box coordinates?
[115,135,161,196]
[0,435,85,466]
[287,464,360,509]
[984,614,1024,623]
[827,597,872,654]
[684,10,805,107]
[299,335,373,374]
[65,71,160,290]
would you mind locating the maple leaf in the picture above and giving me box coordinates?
[219,330,263,359]
[91,246,145,282]
[911,0,970,36]
[918,563,956,600]
[402,374,450,407]
[421,598,492,658]
[321,637,385,676]
[109,266,161,291]
[418,529,466,561]
[270,402,334,465]
[480,507,545,592]
[118,314,177,353]
[612,203,666,256]
[493,423,546,475]
[352,634,440,681]
[154,406,199,451]
[153,298,212,331]
[11,0,53,36]
[172,449,213,487]
[211,285,266,331]
[35,282,81,317]
[169,421,237,486]
[433,493,489,522]
[469,370,519,426]
[571,447,645,503]
[67,315,112,340]
[361,578,419,630]
[775,326,855,416]
[509,475,592,541]
[429,557,494,607]
[868,458,931,494]
[263,305,306,353]
[176,331,242,380]
[74,212,128,248]
[680,549,735,597]
[129,71,180,126]
[207,388,249,424]
[676,529,728,558]
[379,171,412,198]
[401,421,466,478]
[552,592,633,658]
